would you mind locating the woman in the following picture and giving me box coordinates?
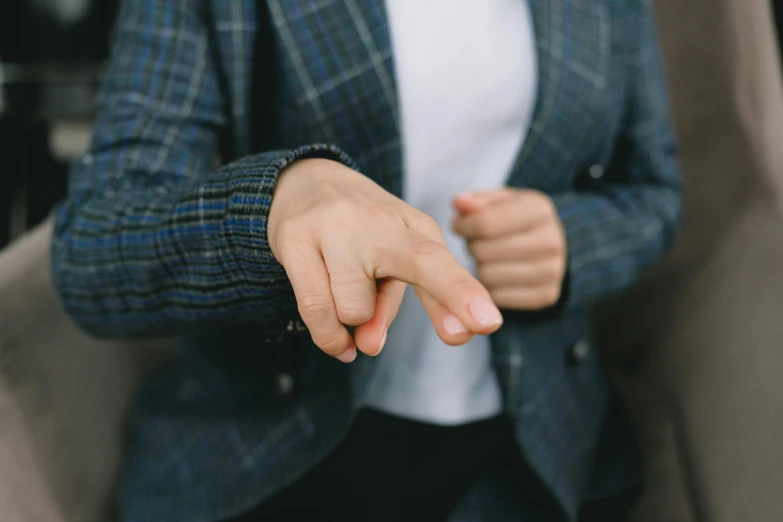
[51,0,681,521]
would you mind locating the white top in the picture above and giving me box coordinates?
[362,0,539,425]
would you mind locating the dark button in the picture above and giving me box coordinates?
[275,372,295,397]
[288,319,308,332]
[588,164,605,180]
[567,340,591,366]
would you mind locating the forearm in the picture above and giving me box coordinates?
[52,145,353,339]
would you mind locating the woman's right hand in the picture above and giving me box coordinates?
[267,158,504,363]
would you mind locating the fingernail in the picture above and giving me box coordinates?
[468,298,504,328]
[443,313,469,335]
[337,348,357,364]
[379,331,388,353]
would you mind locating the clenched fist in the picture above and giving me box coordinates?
[268,159,504,363]
[452,189,568,311]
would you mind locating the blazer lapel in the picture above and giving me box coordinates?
[210,0,258,159]
[507,0,612,190]
[267,0,403,196]
[214,0,611,195]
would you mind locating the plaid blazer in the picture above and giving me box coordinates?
[51,0,681,520]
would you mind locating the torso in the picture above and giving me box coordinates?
[362,0,539,424]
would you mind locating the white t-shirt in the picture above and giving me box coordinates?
[362,0,539,425]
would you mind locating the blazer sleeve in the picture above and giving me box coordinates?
[50,0,354,339]
[552,1,682,310]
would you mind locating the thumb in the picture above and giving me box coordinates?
[452,189,516,215]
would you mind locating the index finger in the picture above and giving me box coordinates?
[452,194,550,240]
[452,189,516,215]
[375,229,504,335]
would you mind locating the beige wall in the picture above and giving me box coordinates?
[605,1,783,521]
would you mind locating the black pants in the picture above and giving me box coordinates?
[229,409,637,522]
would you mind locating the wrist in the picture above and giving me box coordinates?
[275,158,338,194]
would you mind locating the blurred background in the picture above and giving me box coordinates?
[2,0,781,256]
[0,0,118,249]
[1,1,783,522]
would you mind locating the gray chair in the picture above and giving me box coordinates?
[610,1,783,521]
[1,0,782,520]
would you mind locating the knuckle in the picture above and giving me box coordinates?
[275,219,309,249]
[531,190,553,210]
[329,271,376,326]
[467,242,484,260]
[366,202,393,222]
[411,213,445,243]
[545,234,565,254]
[511,234,529,252]
[336,305,374,327]
[451,274,483,298]
[410,237,446,262]
[409,240,450,279]
[472,215,489,236]
[403,239,452,287]
[420,214,442,236]
[488,289,507,309]
[544,196,559,216]
[539,286,561,308]
[476,264,493,284]
[314,332,351,356]
[545,260,564,282]
[297,294,334,320]
[322,200,355,224]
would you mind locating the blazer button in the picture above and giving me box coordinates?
[568,340,591,366]
[588,164,605,179]
[275,372,295,397]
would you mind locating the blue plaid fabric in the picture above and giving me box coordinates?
[50,0,681,521]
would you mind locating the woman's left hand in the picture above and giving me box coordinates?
[451,189,568,311]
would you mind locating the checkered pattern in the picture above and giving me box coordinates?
[50,0,680,521]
